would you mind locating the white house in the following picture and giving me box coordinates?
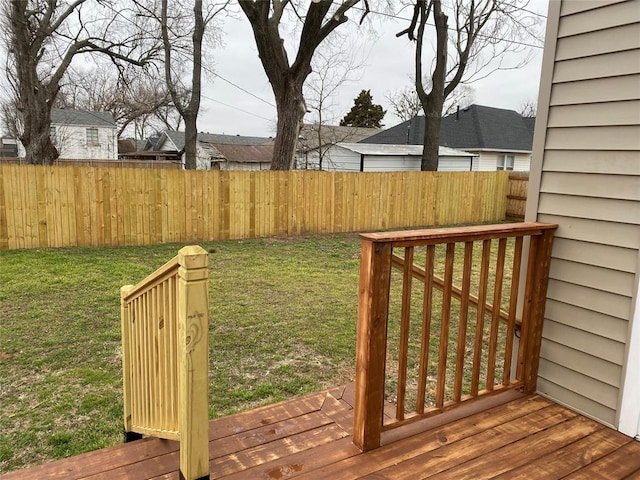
[296,124,380,169]
[312,143,478,172]
[152,131,273,170]
[49,109,118,160]
[362,105,534,171]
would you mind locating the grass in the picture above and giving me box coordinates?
[0,231,519,474]
[0,235,362,474]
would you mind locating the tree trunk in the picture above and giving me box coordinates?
[183,112,198,169]
[10,0,59,165]
[421,100,442,171]
[419,0,448,171]
[20,95,59,165]
[271,85,305,171]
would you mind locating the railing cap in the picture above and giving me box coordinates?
[178,245,209,269]
[359,222,558,245]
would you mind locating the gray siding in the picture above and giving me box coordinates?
[528,0,640,427]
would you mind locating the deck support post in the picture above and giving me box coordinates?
[353,239,392,452]
[520,229,555,394]
[177,246,210,480]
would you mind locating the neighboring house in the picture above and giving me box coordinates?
[118,138,148,155]
[212,143,272,171]
[297,124,380,170]
[527,0,640,438]
[0,137,25,158]
[317,143,477,172]
[362,104,534,171]
[49,108,118,160]
[152,130,273,170]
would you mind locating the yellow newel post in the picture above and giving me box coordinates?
[177,246,210,480]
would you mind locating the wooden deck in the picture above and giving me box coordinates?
[3,386,639,480]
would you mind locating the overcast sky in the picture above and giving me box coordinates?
[197,0,549,138]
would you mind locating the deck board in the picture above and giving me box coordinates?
[2,386,639,480]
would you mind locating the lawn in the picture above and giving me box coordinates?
[0,230,518,474]
[0,235,362,474]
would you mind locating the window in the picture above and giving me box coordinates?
[86,128,99,145]
[497,154,515,171]
[49,126,56,144]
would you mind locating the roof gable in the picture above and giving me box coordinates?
[50,109,116,128]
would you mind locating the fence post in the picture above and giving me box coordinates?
[177,246,210,480]
[353,239,392,452]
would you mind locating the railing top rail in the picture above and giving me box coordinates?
[121,255,179,302]
[360,222,558,247]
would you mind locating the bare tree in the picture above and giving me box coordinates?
[239,0,368,170]
[3,0,158,165]
[162,1,229,169]
[398,0,540,170]
[130,0,228,169]
[385,86,423,122]
[0,95,21,139]
[57,69,177,137]
[303,35,366,170]
[518,98,537,117]
[386,80,474,121]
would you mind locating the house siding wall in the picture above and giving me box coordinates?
[322,146,362,172]
[221,162,270,171]
[319,146,476,172]
[528,0,640,428]
[475,151,531,171]
[52,125,118,160]
[362,155,421,172]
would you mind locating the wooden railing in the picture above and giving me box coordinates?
[353,222,557,451]
[121,245,209,480]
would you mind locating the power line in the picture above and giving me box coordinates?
[200,93,273,122]
[97,4,277,114]
[201,64,276,108]
[353,4,545,50]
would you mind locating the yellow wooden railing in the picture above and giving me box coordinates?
[353,223,557,451]
[121,245,209,480]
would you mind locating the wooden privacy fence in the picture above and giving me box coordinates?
[0,165,509,250]
[120,245,209,480]
[506,171,529,221]
[353,222,557,451]
[0,157,181,169]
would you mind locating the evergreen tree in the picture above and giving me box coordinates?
[340,90,386,128]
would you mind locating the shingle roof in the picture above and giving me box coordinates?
[51,108,116,128]
[361,104,535,152]
[212,143,274,164]
[163,131,273,151]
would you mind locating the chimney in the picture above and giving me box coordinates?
[456,105,460,120]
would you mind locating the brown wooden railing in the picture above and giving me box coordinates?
[121,245,209,480]
[353,222,557,451]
